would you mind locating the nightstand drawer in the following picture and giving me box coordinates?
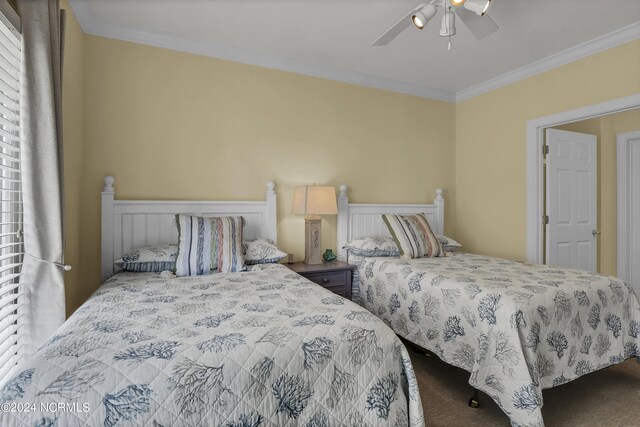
[286,260,355,300]
[304,271,347,287]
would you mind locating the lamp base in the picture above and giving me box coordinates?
[304,216,323,265]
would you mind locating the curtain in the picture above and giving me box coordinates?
[17,0,66,358]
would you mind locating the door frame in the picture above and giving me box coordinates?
[526,93,640,264]
[616,130,640,283]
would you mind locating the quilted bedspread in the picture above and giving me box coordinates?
[354,253,640,427]
[0,264,424,426]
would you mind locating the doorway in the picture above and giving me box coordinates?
[526,94,640,281]
[617,130,640,295]
[545,108,640,279]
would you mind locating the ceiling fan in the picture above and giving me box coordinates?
[372,0,498,50]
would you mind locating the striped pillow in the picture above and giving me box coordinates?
[175,215,245,276]
[217,216,245,273]
[382,213,445,259]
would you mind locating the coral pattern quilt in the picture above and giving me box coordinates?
[0,264,424,426]
[355,253,640,427]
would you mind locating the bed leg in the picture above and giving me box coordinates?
[468,389,480,408]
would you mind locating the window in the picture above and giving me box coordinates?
[0,4,21,383]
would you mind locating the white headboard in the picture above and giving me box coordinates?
[101,176,277,281]
[336,185,444,261]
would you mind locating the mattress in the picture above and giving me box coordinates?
[354,252,640,427]
[0,264,424,426]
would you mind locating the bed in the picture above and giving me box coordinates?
[336,185,640,427]
[0,177,424,427]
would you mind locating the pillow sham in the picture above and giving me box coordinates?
[243,239,287,265]
[343,234,461,257]
[343,236,400,257]
[115,244,177,272]
[382,213,445,259]
[437,235,462,252]
[175,215,245,276]
[217,216,246,273]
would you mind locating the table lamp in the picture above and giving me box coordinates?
[292,185,337,264]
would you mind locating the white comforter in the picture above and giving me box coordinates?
[0,264,424,426]
[354,253,640,427]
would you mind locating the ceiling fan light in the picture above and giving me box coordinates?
[412,12,426,29]
[449,0,466,6]
[464,0,491,16]
[481,0,491,14]
[439,9,456,37]
[412,4,437,29]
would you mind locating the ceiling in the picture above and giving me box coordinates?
[69,0,640,102]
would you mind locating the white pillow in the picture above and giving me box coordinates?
[243,239,287,265]
[437,235,462,252]
[115,244,177,272]
[343,235,462,257]
[343,236,400,257]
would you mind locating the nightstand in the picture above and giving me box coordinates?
[286,260,357,299]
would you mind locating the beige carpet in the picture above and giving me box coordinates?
[408,348,640,426]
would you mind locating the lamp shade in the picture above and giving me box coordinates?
[292,185,337,215]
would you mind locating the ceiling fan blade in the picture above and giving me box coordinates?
[372,3,427,46]
[454,7,498,40]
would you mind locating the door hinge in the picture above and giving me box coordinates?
[543,215,549,225]
[542,145,549,155]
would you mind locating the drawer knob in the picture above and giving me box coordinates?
[322,278,330,283]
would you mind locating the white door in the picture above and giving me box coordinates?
[617,130,640,295]
[546,129,597,271]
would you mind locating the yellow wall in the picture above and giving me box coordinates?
[61,1,84,316]
[72,35,455,313]
[554,108,640,276]
[454,41,640,262]
[60,21,638,314]
[611,108,640,133]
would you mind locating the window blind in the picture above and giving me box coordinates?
[0,6,21,385]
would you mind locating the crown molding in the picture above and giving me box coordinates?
[68,0,456,103]
[456,21,640,102]
[69,1,638,105]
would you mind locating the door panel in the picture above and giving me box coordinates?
[557,170,571,223]
[576,241,591,271]
[546,129,597,271]
[576,171,590,223]
[557,243,571,267]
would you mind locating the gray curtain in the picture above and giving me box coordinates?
[17,0,66,358]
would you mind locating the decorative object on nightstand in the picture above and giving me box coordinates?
[292,185,337,265]
[287,260,356,299]
[322,249,337,262]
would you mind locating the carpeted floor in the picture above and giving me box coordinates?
[407,347,640,426]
